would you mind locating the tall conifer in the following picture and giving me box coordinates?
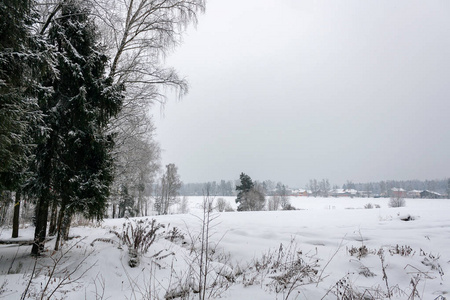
[32,0,122,254]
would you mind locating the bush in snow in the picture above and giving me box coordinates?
[364,203,373,209]
[388,196,406,208]
[215,197,227,212]
[267,196,280,211]
[224,202,234,212]
[92,218,164,267]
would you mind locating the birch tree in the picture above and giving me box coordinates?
[92,0,205,211]
[112,133,160,217]
[154,163,181,215]
[93,0,206,153]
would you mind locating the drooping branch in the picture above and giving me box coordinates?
[40,3,62,35]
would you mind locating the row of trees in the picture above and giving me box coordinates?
[180,180,235,196]
[234,174,450,210]
[343,179,450,196]
[306,179,331,197]
[180,179,294,197]
[0,0,205,255]
[305,178,450,198]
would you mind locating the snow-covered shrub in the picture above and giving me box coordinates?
[364,203,373,209]
[282,203,296,210]
[388,196,406,208]
[267,196,280,211]
[224,202,234,212]
[215,197,227,212]
[115,218,164,267]
[165,226,185,243]
[92,218,164,267]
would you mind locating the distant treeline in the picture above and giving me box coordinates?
[180,178,450,197]
[180,180,237,196]
[179,179,284,196]
[343,178,449,195]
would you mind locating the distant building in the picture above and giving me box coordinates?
[420,190,442,199]
[407,190,422,198]
[290,189,307,197]
[391,188,407,198]
[330,189,357,198]
[357,191,371,198]
[296,189,308,197]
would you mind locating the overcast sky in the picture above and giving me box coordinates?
[152,0,450,188]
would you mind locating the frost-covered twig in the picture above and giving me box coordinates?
[20,256,38,300]
[316,236,345,287]
[378,248,392,299]
[41,239,96,300]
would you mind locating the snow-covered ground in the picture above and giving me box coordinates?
[0,196,449,299]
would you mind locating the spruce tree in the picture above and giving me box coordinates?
[0,0,40,190]
[235,172,254,211]
[31,0,122,254]
[0,0,49,238]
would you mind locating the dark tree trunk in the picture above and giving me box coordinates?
[145,201,148,216]
[31,192,50,255]
[12,191,20,238]
[48,199,58,236]
[54,202,66,251]
[112,203,116,218]
[61,213,71,241]
[138,188,143,217]
[31,131,56,256]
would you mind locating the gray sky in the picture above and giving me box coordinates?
[153,0,450,188]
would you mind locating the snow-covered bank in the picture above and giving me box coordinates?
[0,197,449,299]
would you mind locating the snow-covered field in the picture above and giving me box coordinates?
[1,197,449,299]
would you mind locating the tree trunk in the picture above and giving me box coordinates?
[0,191,11,226]
[12,191,20,238]
[54,202,66,251]
[144,200,148,216]
[112,203,116,218]
[62,213,72,241]
[48,200,58,236]
[31,136,55,256]
[31,192,50,255]
[138,187,143,217]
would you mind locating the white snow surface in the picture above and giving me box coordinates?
[0,197,449,299]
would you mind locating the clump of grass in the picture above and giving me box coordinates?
[243,239,319,299]
[348,245,375,260]
[389,244,414,257]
